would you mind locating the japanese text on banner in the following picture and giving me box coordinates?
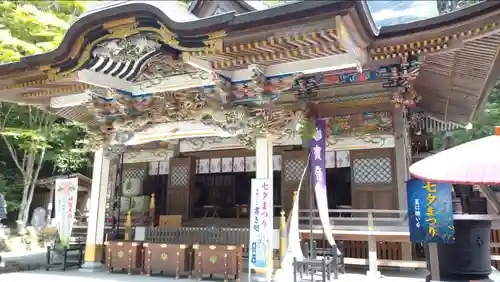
[406,179,454,243]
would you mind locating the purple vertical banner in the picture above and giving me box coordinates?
[309,119,336,246]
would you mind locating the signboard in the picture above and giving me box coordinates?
[309,119,338,249]
[249,178,273,278]
[407,179,455,243]
[55,177,79,246]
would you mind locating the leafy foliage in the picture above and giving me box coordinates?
[48,121,92,174]
[298,118,317,143]
[0,0,88,63]
[0,0,92,224]
[436,0,484,15]
[432,0,499,148]
[445,80,500,146]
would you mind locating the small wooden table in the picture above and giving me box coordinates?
[202,205,220,218]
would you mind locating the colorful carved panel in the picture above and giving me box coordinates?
[92,34,160,63]
[327,111,393,137]
[86,31,211,85]
[289,70,379,98]
[215,73,298,106]
[379,55,421,89]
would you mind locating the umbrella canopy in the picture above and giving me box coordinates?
[409,126,500,185]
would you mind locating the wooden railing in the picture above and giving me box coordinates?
[78,210,500,272]
[298,209,422,275]
[297,209,409,234]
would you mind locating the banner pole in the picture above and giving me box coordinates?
[308,152,313,258]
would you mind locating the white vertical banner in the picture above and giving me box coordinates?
[249,178,273,279]
[275,156,309,282]
[55,177,79,246]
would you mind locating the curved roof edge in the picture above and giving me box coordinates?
[354,1,379,37]
[1,1,354,72]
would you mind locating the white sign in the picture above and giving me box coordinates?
[249,178,274,278]
[326,135,395,151]
[55,177,78,246]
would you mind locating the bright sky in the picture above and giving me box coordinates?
[368,1,439,27]
[85,0,440,27]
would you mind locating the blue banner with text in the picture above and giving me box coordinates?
[407,179,455,243]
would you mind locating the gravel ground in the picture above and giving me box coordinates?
[0,267,429,282]
[0,249,46,273]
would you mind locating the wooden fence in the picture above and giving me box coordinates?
[491,229,500,269]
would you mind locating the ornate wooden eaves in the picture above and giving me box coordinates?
[22,83,93,99]
[189,27,346,70]
[41,16,226,82]
[370,22,499,60]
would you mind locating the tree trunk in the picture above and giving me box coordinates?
[16,149,46,226]
[17,181,32,225]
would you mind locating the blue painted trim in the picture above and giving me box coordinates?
[215,72,297,85]
[116,89,154,97]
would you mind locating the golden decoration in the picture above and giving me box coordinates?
[108,23,139,38]
[0,78,48,91]
[209,256,218,264]
[103,17,136,29]
[118,250,124,258]
[22,83,92,98]
[41,19,210,83]
[160,252,168,261]
[157,25,179,46]
[202,30,226,53]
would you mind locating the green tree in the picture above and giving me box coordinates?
[437,0,483,15]
[0,1,92,225]
[433,0,499,147]
[0,0,87,63]
[451,80,500,145]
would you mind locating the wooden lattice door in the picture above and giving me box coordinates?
[350,148,396,210]
[167,157,195,220]
[281,151,309,211]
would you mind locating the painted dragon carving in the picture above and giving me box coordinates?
[83,81,306,150]
[213,71,300,105]
[134,53,211,92]
[92,34,160,62]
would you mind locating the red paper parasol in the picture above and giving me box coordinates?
[409,126,500,185]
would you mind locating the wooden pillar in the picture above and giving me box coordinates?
[80,147,110,271]
[393,107,413,262]
[366,212,381,278]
